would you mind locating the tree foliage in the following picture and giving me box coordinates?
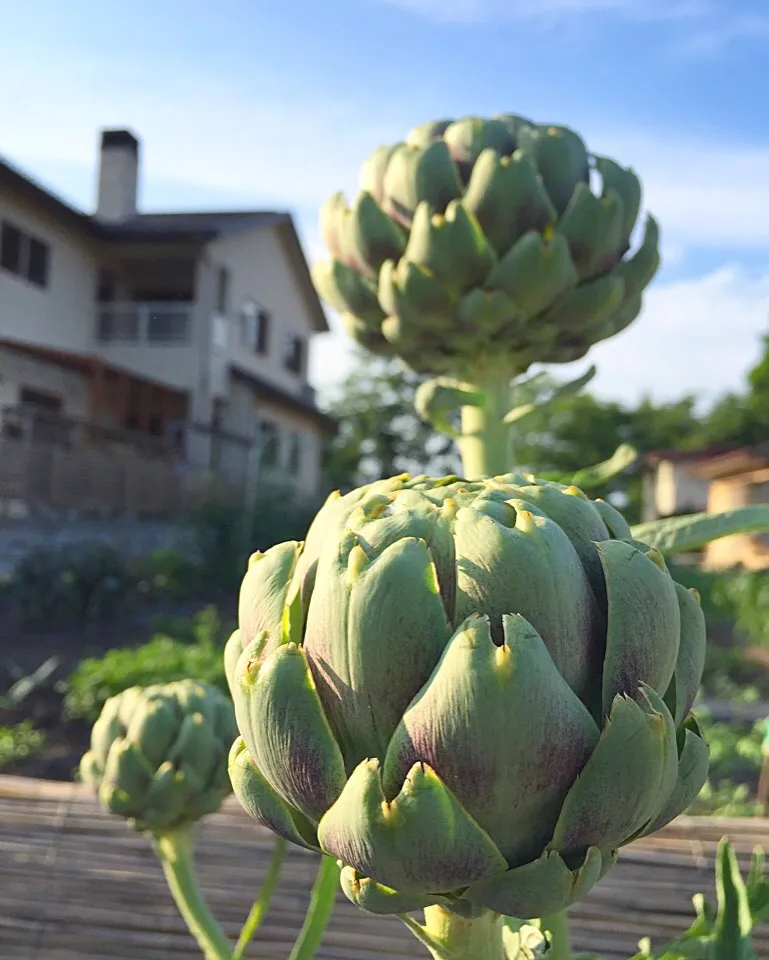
[321,331,769,521]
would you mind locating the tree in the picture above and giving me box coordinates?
[322,351,460,492]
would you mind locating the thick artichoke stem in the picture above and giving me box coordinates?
[420,905,506,960]
[540,910,572,959]
[458,374,512,479]
[154,831,233,960]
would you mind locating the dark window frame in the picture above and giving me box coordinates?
[0,219,51,289]
[259,419,280,468]
[0,221,23,276]
[284,334,305,375]
[27,236,50,288]
[240,301,270,356]
[216,266,230,315]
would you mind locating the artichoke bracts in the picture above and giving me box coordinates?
[313,116,659,379]
[226,473,707,921]
[80,680,236,834]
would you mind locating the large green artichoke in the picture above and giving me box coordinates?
[226,473,708,920]
[80,680,236,834]
[312,115,659,378]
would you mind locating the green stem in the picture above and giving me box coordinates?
[153,831,232,960]
[458,373,512,479]
[232,837,287,960]
[405,905,506,960]
[540,910,572,960]
[288,854,340,960]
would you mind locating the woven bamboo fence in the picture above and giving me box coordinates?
[1,775,769,960]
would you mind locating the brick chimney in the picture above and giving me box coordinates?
[96,129,139,222]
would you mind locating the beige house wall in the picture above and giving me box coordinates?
[654,460,710,518]
[0,346,90,417]
[703,478,769,570]
[208,226,317,398]
[0,191,98,354]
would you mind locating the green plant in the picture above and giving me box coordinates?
[226,472,708,960]
[134,548,202,601]
[313,115,657,384]
[64,607,230,723]
[630,839,769,959]
[12,541,135,628]
[689,711,766,818]
[185,485,321,593]
[0,720,45,769]
[81,679,340,960]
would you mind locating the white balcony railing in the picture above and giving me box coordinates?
[96,301,192,345]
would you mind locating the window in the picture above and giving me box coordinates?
[284,334,305,375]
[216,266,230,314]
[259,420,280,468]
[27,238,49,288]
[1,222,22,275]
[287,432,302,473]
[19,387,62,413]
[0,220,51,288]
[240,301,269,355]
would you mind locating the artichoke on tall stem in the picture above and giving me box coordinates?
[312,114,660,479]
[80,680,240,960]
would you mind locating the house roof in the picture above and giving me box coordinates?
[642,445,736,468]
[0,156,329,333]
[686,444,769,481]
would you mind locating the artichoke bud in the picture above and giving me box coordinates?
[80,680,237,835]
[516,124,590,217]
[126,699,178,769]
[593,155,642,253]
[540,273,625,334]
[230,473,705,920]
[316,114,658,378]
[556,182,625,280]
[405,119,453,149]
[616,214,660,300]
[485,230,578,321]
[340,313,396,356]
[492,112,535,141]
[311,259,384,325]
[402,200,495,296]
[457,288,519,335]
[319,191,348,262]
[347,192,406,276]
[442,116,517,179]
[382,141,463,227]
[463,149,558,258]
[359,144,398,206]
[378,258,457,325]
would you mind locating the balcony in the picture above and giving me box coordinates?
[96,301,192,345]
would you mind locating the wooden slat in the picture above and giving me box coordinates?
[1,775,768,959]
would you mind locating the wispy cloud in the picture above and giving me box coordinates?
[542,267,769,405]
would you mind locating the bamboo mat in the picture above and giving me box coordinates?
[1,775,768,959]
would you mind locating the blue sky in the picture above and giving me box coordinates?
[2,0,769,407]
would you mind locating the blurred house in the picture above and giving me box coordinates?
[643,445,769,570]
[0,129,334,515]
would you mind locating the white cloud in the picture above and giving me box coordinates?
[546,266,769,405]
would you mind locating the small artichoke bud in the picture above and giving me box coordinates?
[80,680,237,835]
